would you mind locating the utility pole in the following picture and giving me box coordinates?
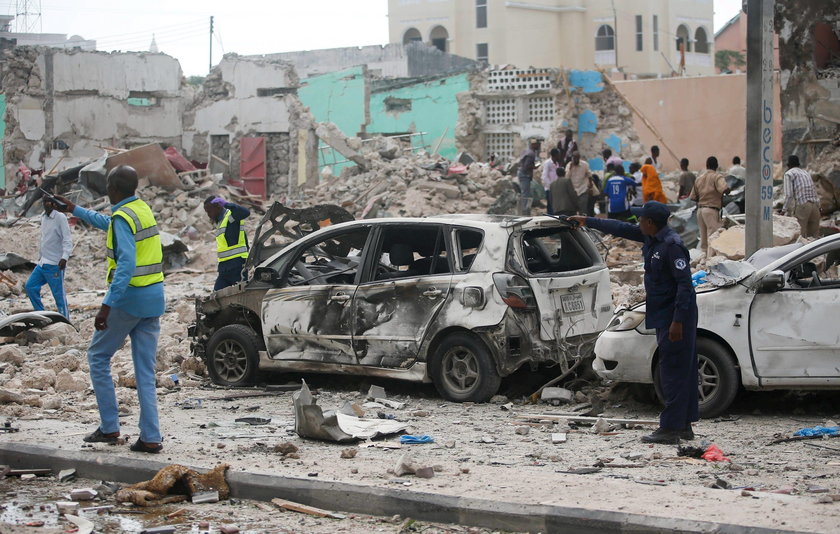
[209,16,214,74]
[611,0,618,69]
[745,0,774,255]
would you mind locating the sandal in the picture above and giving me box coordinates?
[83,428,120,444]
[130,439,163,454]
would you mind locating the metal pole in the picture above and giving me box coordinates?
[745,0,774,256]
[209,16,214,74]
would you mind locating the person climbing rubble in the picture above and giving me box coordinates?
[571,201,699,444]
[25,195,73,319]
[203,196,251,290]
[55,165,165,454]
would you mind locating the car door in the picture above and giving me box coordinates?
[351,224,453,367]
[261,226,371,364]
[749,247,840,382]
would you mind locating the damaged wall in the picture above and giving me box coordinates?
[1,47,183,178]
[262,42,476,79]
[456,68,646,170]
[183,54,300,195]
[775,1,840,163]
[368,73,468,160]
[614,73,782,171]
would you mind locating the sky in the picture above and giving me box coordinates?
[3,0,743,77]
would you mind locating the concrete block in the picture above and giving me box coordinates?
[541,387,574,404]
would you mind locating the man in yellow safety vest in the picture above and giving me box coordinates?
[56,165,165,454]
[204,196,251,290]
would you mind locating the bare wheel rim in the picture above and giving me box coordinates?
[697,354,719,403]
[441,346,480,394]
[213,339,249,382]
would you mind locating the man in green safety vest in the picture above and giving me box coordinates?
[56,165,165,454]
[204,196,251,290]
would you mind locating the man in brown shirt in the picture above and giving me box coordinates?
[564,151,591,215]
[690,156,730,255]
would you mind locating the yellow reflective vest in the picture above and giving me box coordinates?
[215,209,248,263]
[106,199,164,287]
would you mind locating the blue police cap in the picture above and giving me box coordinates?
[630,201,670,225]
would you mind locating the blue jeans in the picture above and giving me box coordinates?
[25,264,69,318]
[87,307,162,443]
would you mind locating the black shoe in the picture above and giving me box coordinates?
[83,428,120,444]
[680,424,695,441]
[129,439,163,454]
[641,428,681,444]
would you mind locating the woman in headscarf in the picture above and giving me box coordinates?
[641,158,668,203]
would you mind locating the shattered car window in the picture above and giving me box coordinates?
[520,227,602,274]
[286,227,371,286]
[787,250,840,289]
[373,225,452,281]
[455,228,483,272]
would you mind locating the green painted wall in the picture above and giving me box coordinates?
[299,66,367,172]
[368,73,468,160]
[0,94,5,190]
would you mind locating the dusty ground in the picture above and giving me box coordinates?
[0,475,508,533]
[2,207,840,533]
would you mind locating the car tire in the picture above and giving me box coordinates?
[431,332,502,403]
[206,324,261,387]
[653,337,739,419]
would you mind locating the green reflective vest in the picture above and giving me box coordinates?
[215,209,248,263]
[106,198,164,287]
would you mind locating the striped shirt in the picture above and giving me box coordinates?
[783,167,819,212]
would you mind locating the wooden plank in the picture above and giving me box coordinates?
[271,498,345,519]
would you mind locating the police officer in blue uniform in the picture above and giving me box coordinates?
[571,201,699,444]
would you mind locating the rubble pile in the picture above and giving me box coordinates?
[305,134,514,218]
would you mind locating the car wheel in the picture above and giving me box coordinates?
[431,332,501,402]
[206,324,261,386]
[653,337,739,419]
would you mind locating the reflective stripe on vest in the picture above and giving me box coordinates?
[215,209,248,263]
[106,199,165,287]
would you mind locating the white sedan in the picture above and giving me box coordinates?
[593,234,840,418]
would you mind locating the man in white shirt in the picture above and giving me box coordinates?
[25,196,72,318]
[541,148,561,214]
[727,156,746,181]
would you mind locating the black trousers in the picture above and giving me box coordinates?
[214,257,246,291]
[655,312,699,430]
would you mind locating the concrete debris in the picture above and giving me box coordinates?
[69,488,97,501]
[0,345,25,366]
[515,426,530,436]
[590,418,611,434]
[366,385,387,400]
[551,433,568,444]
[540,387,574,405]
[58,469,76,482]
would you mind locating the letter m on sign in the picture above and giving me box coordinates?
[240,137,267,199]
[763,205,772,221]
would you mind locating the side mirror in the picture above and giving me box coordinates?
[757,270,785,293]
[253,267,280,286]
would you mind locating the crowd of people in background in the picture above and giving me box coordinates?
[514,132,821,251]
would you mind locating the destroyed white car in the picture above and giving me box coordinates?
[191,214,612,402]
[594,234,840,418]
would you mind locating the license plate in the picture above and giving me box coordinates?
[560,292,585,314]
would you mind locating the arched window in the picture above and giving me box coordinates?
[595,24,615,51]
[694,27,709,53]
[429,25,449,52]
[403,28,422,45]
[676,24,691,52]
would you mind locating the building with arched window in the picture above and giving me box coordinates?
[388,0,715,76]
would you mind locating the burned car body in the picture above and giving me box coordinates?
[594,233,840,418]
[191,213,612,402]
